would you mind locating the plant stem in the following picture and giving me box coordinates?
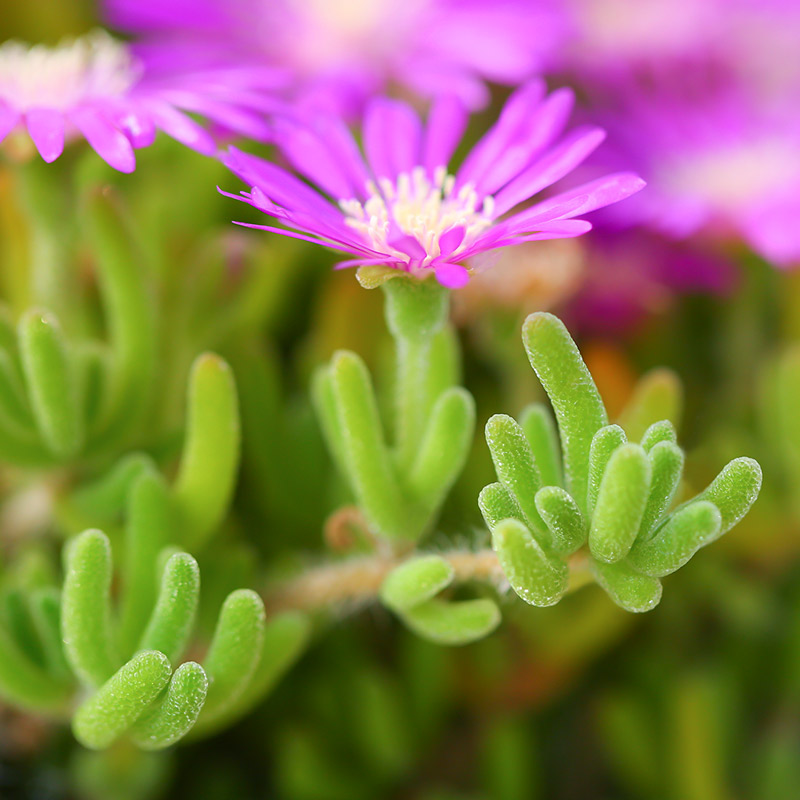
[264,549,591,614]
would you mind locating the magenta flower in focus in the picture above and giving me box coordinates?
[220,81,645,288]
[0,30,274,172]
[104,0,567,113]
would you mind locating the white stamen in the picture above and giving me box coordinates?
[0,30,140,112]
[339,166,495,266]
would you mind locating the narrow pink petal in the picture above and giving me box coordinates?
[438,225,466,256]
[70,108,136,173]
[147,102,216,155]
[493,127,607,216]
[364,98,422,181]
[423,95,468,173]
[456,79,546,186]
[115,109,156,148]
[274,117,356,199]
[0,104,20,143]
[472,88,576,196]
[388,232,427,260]
[434,262,470,289]
[25,108,65,163]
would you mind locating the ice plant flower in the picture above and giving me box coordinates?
[0,29,275,172]
[105,0,567,113]
[220,81,645,288]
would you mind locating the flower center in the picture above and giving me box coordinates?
[0,31,140,112]
[340,166,495,264]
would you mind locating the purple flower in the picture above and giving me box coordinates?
[591,87,800,267]
[104,0,568,113]
[220,81,645,288]
[0,30,274,172]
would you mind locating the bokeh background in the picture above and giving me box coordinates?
[2,1,800,798]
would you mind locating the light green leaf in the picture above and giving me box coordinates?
[478,482,524,529]
[18,310,83,458]
[492,518,568,607]
[589,444,651,564]
[380,555,454,613]
[534,486,585,554]
[522,313,608,515]
[174,353,240,551]
[130,661,208,750]
[590,559,662,613]
[138,553,200,664]
[73,650,172,750]
[618,368,682,442]
[403,598,500,646]
[637,441,684,541]
[520,403,562,488]
[628,501,722,577]
[61,530,118,688]
[587,425,627,516]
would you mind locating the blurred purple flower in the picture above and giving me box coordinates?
[592,87,800,268]
[0,30,274,172]
[104,0,567,113]
[220,81,645,288]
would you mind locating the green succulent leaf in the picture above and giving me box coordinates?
[72,650,172,750]
[520,403,562,488]
[407,387,475,515]
[618,368,682,442]
[534,486,586,554]
[138,553,200,664]
[587,425,627,516]
[637,440,684,542]
[640,420,677,452]
[485,414,547,543]
[174,353,241,551]
[589,444,651,564]
[18,310,83,458]
[199,589,266,726]
[61,530,118,688]
[402,598,500,646]
[522,312,608,515]
[691,457,763,540]
[130,661,208,750]
[492,518,568,607]
[590,559,662,613]
[627,500,722,577]
[118,470,173,656]
[478,482,524,529]
[380,556,455,613]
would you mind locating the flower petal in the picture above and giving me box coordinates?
[0,103,20,144]
[438,225,466,256]
[26,108,65,163]
[364,98,422,181]
[493,126,607,216]
[70,108,136,173]
[146,102,216,155]
[434,262,470,288]
[423,94,468,173]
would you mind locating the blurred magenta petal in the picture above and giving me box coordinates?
[71,108,136,172]
[26,108,65,162]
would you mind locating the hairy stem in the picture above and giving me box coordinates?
[264,549,590,614]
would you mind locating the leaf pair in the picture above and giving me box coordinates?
[313,277,474,543]
[481,313,762,612]
[380,555,500,645]
[0,191,158,467]
[60,528,309,750]
[67,351,240,554]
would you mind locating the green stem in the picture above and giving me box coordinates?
[381,277,450,472]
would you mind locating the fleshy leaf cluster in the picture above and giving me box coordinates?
[480,313,762,612]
